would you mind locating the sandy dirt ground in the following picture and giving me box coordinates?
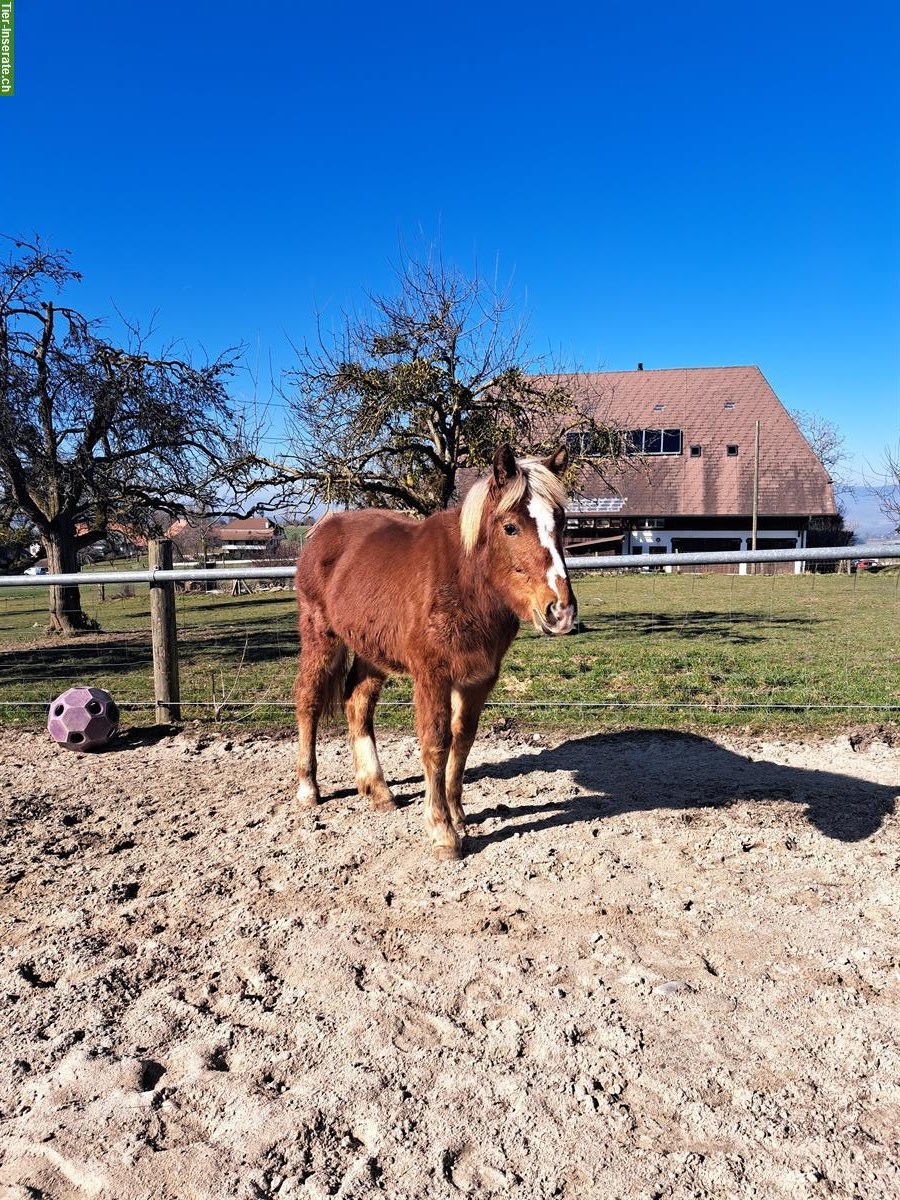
[0,721,898,1200]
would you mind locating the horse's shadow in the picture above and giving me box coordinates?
[451,731,897,849]
[329,775,423,803]
[582,609,821,645]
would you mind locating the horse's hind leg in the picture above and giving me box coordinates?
[344,657,395,812]
[294,619,344,810]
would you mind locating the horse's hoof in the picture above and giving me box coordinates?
[368,784,397,812]
[433,844,464,862]
[296,782,320,810]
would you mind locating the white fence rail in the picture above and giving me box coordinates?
[1,541,898,588]
[1,541,898,722]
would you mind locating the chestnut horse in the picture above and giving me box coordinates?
[293,443,577,859]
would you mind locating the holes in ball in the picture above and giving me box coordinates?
[107,702,120,722]
[54,705,64,716]
[68,732,85,744]
[86,700,102,715]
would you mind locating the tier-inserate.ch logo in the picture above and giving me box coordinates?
[1,0,13,98]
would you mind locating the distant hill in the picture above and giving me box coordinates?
[837,488,897,542]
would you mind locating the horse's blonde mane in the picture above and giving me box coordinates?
[459,460,568,554]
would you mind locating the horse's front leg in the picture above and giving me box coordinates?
[446,678,496,835]
[413,675,461,860]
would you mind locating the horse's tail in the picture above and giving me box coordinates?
[321,642,351,720]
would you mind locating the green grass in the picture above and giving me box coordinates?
[498,569,900,732]
[1,568,898,734]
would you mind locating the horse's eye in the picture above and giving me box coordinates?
[503,523,519,536]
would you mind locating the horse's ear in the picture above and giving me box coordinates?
[544,445,569,476]
[492,443,519,489]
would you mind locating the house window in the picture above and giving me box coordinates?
[690,444,702,457]
[566,430,612,457]
[652,403,665,412]
[727,444,739,456]
[724,401,736,410]
[627,428,683,455]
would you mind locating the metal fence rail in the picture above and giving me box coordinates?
[1,541,898,723]
[1,542,898,588]
[565,542,900,571]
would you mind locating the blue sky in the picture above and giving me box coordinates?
[3,0,898,501]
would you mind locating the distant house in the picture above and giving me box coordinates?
[74,522,146,562]
[561,366,838,570]
[209,516,281,560]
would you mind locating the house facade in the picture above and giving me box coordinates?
[209,516,281,560]
[562,366,838,569]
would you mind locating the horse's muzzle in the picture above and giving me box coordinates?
[533,601,577,636]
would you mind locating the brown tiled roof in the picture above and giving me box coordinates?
[210,517,277,543]
[218,517,274,531]
[74,521,149,548]
[565,366,837,518]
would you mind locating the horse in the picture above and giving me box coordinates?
[293,443,577,860]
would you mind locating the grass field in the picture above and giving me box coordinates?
[0,565,897,733]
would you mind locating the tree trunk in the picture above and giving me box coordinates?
[43,521,95,634]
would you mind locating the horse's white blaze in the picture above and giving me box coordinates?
[528,494,568,601]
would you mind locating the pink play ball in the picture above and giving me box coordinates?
[47,686,120,751]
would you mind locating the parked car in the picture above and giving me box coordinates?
[23,565,48,576]
[851,558,881,573]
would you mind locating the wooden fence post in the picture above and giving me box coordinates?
[149,538,181,724]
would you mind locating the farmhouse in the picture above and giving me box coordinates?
[74,521,146,563]
[209,516,282,560]
[562,366,839,568]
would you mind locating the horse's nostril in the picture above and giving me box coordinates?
[547,601,576,628]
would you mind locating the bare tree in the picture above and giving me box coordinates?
[790,409,851,489]
[167,507,226,565]
[0,480,35,569]
[875,442,900,533]
[0,237,243,632]
[240,249,628,517]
